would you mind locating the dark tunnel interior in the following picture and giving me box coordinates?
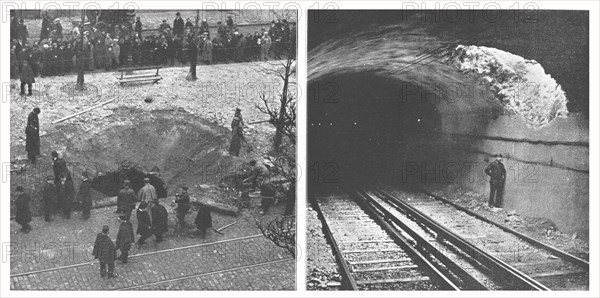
[308,72,446,193]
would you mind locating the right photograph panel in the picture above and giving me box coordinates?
[306,10,589,291]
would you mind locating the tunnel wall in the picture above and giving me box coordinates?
[440,112,589,237]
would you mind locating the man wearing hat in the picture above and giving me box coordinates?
[42,176,57,222]
[187,35,198,81]
[158,19,171,34]
[485,154,507,210]
[150,198,168,242]
[229,108,245,156]
[117,180,136,220]
[136,202,152,246]
[135,17,143,35]
[51,150,71,184]
[56,174,75,219]
[25,107,40,164]
[115,215,134,263]
[174,185,191,228]
[93,225,116,278]
[173,12,184,37]
[77,171,93,220]
[14,186,32,233]
[138,177,157,204]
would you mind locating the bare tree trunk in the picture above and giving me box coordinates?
[76,10,86,91]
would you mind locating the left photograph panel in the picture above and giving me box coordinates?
[8,8,297,290]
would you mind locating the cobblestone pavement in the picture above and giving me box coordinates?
[9,204,296,290]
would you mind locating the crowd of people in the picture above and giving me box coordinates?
[10,12,296,80]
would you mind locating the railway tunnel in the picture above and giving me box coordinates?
[307,10,589,237]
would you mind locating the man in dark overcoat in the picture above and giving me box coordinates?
[92,225,117,277]
[194,203,212,238]
[136,202,152,246]
[14,186,32,233]
[117,180,136,220]
[52,151,71,184]
[150,199,168,242]
[485,153,507,209]
[56,175,74,219]
[115,215,134,263]
[42,176,57,222]
[25,107,40,163]
[77,171,93,220]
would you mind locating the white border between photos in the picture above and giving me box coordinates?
[0,1,598,298]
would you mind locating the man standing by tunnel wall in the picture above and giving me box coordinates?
[485,154,506,209]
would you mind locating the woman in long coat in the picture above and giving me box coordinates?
[200,35,213,64]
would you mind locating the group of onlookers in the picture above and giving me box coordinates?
[10,12,296,81]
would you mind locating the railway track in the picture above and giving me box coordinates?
[312,193,459,290]
[377,187,589,290]
[312,188,588,290]
[10,234,292,290]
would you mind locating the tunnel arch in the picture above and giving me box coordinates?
[307,10,589,236]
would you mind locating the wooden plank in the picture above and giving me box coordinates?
[118,66,162,72]
[342,248,403,254]
[529,270,587,278]
[348,259,411,265]
[354,265,418,273]
[356,276,430,285]
[118,76,162,82]
[51,98,116,124]
[115,74,162,80]
[338,240,394,244]
[510,259,563,268]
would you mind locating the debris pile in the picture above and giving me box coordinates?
[443,45,569,128]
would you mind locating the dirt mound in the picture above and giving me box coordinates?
[11,107,242,216]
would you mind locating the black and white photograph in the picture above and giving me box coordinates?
[306,9,590,291]
[7,7,297,290]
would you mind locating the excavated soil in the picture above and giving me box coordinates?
[10,107,242,216]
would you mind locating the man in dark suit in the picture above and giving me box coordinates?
[52,151,71,184]
[115,215,134,263]
[194,202,212,238]
[26,107,40,163]
[150,199,168,242]
[77,171,93,220]
[93,225,117,277]
[173,12,184,37]
[136,202,152,246]
[485,153,507,209]
[116,180,136,220]
[56,174,75,219]
[43,176,57,222]
[14,186,32,233]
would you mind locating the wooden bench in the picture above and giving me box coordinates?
[116,66,163,85]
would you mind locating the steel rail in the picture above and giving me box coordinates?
[420,189,590,270]
[348,191,460,291]
[10,234,265,278]
[310,196,358,290]
[373,188,550,291]
[115,258,294,290]
[356,190,488,290]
